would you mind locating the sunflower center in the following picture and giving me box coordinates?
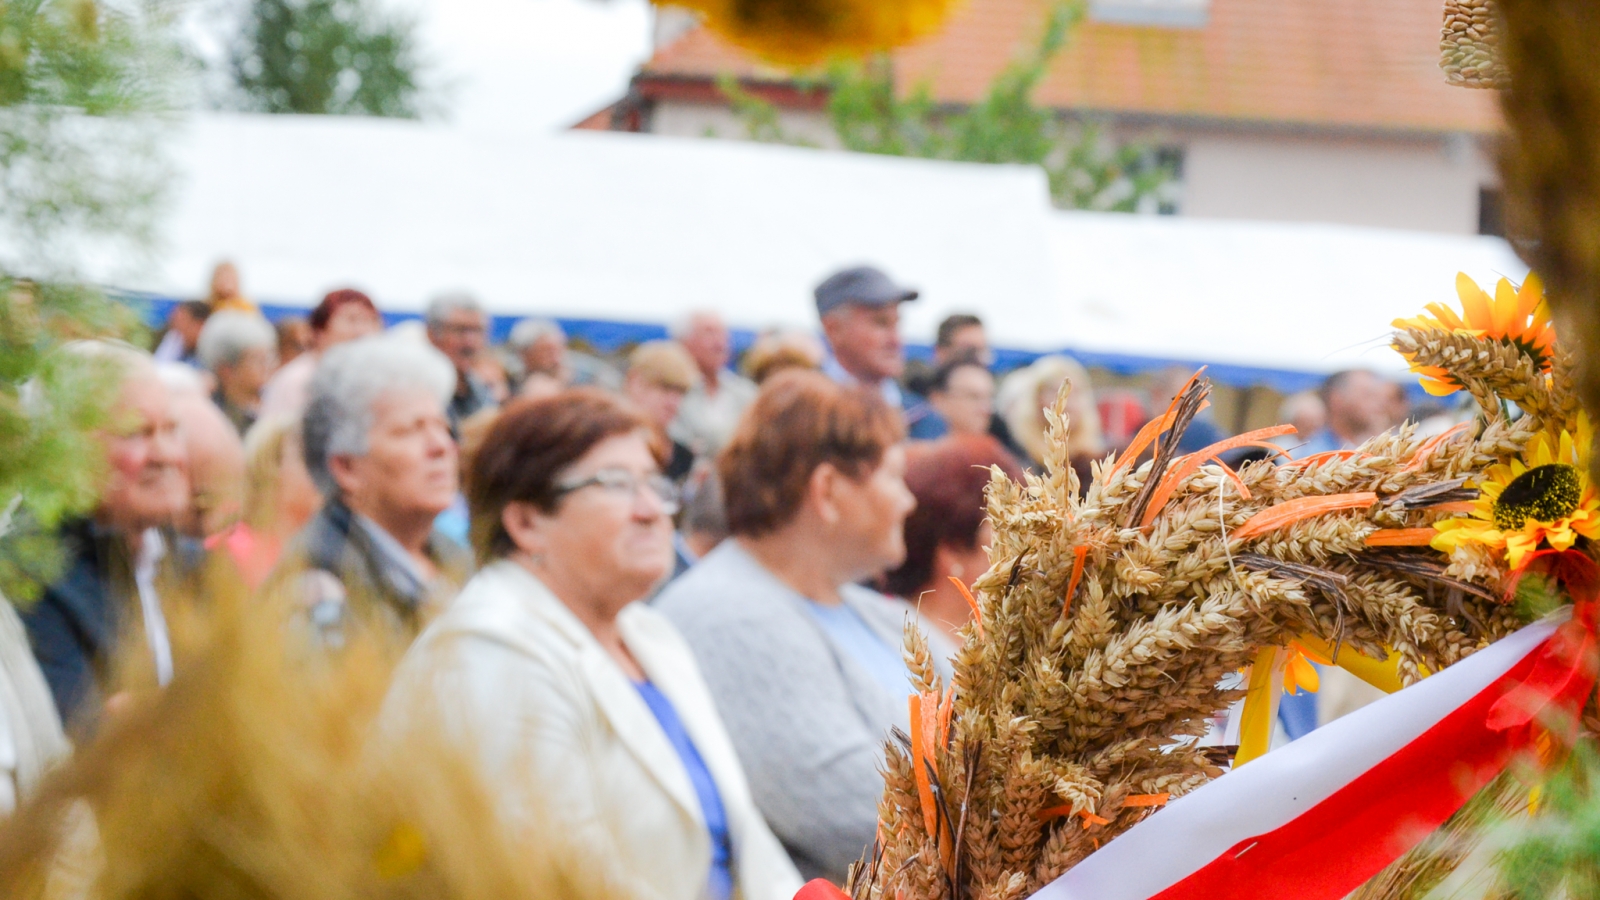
[1493,463,1583,530]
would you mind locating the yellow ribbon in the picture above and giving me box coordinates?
[1235,646,1281,767]
[1295,634,1419,694]
[1234,637,1422,768]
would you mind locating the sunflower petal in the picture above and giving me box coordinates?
[1492,277,1520,337]
[1517,273,1543,320]
[1456,272,1495,329]
[1421,377,1461,397]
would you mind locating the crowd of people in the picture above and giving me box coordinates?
[0,259,1456,899]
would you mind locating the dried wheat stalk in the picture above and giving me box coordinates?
[851,314,1577,900]
[1441,0,1508,89]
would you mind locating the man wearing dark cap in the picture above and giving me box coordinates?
[814,265,943,439]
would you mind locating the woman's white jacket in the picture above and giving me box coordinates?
[384,560,804,900]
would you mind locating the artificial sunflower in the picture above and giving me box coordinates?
[1282,641,1328,696]
[1393,272,1555,396]
[662,0,962,65]
[1433,413,1600,569]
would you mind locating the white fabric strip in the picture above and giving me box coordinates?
[134,529,174,687]
[1032,618,1560,900]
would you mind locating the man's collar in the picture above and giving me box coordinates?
[823,355,902,407]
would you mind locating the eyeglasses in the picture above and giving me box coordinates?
[552,468,681,515]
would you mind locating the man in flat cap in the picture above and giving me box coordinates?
[814,265,942,440]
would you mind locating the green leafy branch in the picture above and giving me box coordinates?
[720,0,1175,212]
[0,0,178,599]
[228,0,429,118]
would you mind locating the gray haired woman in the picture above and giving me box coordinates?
[265,335,472,647]
[196,311,278,436]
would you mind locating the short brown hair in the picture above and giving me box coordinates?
[719,370,904,537]
[468,389,663,563]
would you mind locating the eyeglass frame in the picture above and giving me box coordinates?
[550,467,681,516]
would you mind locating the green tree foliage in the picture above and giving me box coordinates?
[1,0,182,276]
[722,1,1173,212]
[0,0,179,598]
[229,0,425,117]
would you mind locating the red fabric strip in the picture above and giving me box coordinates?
[795,879,850,900]
[1148,640,1564,900]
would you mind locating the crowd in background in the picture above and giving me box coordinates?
[0,258,1463,899]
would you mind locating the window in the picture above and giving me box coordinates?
[1089,0,1210,28]
[1478,186,1505,237]
[1128,144,1186,215]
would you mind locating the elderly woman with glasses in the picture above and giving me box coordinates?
[382,389,801,900]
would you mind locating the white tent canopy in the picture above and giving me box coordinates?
[1042,212,1527,378]
[138,113,1056,342]
[120,113,1528,385]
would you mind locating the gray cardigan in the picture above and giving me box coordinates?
[654,540,955,884]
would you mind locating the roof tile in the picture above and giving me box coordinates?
[640,0,1499,133]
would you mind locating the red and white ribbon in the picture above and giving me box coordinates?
[791,555,1600,900]
[1031,613,1588,900]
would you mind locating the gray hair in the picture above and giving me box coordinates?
[424,292,485,328]
[154,361,208,398]
[196,311,277,369]
[1278,390,1326,423]
[40,340,158,420]
[507,317,566,350]
[301,335,456,496]
[670,310,724,340]
[59,338,154,378]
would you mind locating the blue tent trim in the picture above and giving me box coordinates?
[128,291,1336,395]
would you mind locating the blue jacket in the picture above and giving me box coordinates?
[21,520,203,727]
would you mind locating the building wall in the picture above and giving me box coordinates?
[1176,130,1497,234]
[645,99,1498,235]
[650,101,841,149]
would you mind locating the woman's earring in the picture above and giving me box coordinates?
[950,562,965,578]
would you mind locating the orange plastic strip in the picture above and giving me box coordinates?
[1289,449,1363,468]
[948,576,984,639]
[1113,415,1174,476]
[1231,492,1380,542]
[1063,545,1089,618]
[1123,793,1171,807]
[1111,367,1209,474]
[1364,527,1439,547]
[1429,501,1478,514]
[1232,440,1296,464]
[1219,463,1252,502]
[1403,422,1473,472]
[1138,425,1298,527]
[919,691,942,779]
[937,687,954,747]
[1079,812,1112,829]
[908,694,938,838]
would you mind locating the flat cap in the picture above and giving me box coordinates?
[814,265,918,316]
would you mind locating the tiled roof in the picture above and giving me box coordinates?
[570,105,617,131]
[640,0,1500,134]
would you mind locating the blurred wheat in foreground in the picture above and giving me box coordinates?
[0,572,589,900]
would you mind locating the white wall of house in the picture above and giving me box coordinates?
[644,99,1497,235]
[1176,130,1496,235]
[650,100,841,148]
